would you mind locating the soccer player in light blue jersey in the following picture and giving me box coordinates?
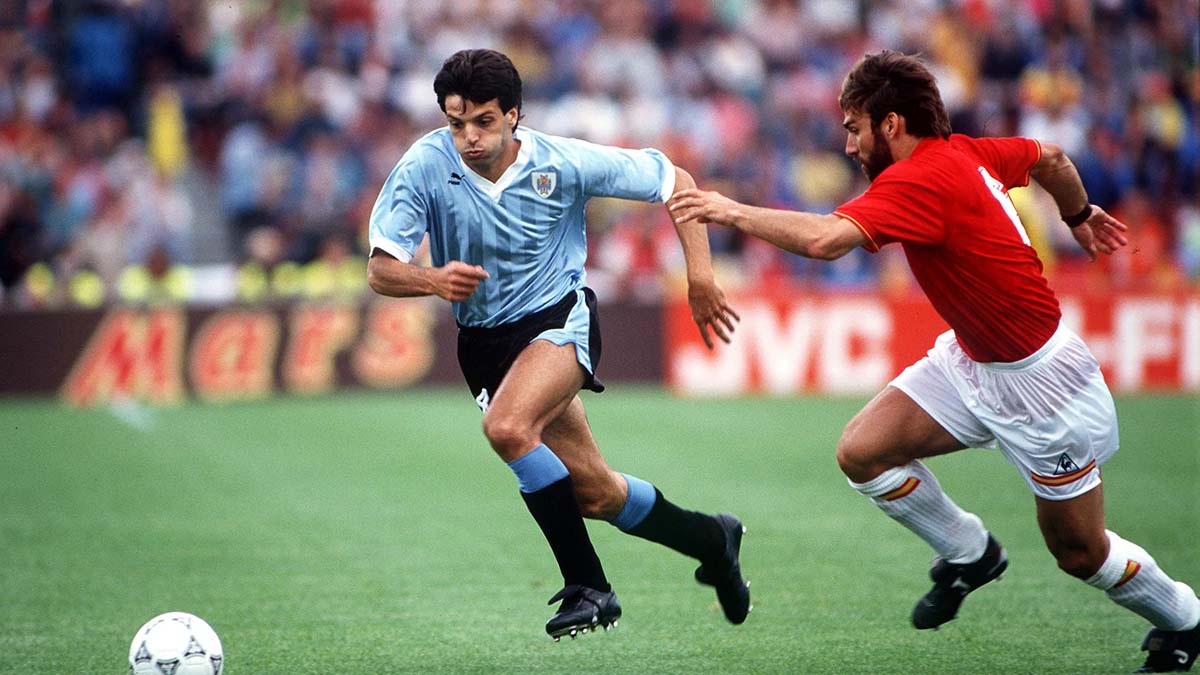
[366,49,749,640]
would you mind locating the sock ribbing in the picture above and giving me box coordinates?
[850,461,988,565]
[1088,530,1200,631]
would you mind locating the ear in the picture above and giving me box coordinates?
[506,107,519,131]
[884,112,906,138]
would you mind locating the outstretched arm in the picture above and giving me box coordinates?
[1029,141,1129,261]
[669,189,866,260]
[668,167,739,349]
[367,250,489,302]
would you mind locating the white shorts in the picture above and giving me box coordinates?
[890,323,1119,501]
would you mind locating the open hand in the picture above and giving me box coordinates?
[688,279,739,349]
[669,189,744,228]
[1071,206,1129,262]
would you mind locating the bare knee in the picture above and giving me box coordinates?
[836,427,894,483]
[1037,488,1108,580]
[835,436,870,482]
[481,413,537,461]
[1047,536,1108,579]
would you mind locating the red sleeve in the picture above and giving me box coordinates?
[951,134,1041,189]
[833,171,944,253]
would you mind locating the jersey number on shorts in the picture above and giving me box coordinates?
[978,167,1031,246]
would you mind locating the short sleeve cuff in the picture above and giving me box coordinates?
[369,238,414,263]
[833,210,881,253]
[1015,138,1043,188]
[656,152,676,203]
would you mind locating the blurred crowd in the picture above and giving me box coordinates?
[0,0,1197,308]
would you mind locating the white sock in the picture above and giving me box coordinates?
[1085,530,1200,631]
[850,461,988,564]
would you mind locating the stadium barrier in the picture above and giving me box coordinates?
[667,290,1200,395]
[0,298,662,406]
[0,290,1194,406]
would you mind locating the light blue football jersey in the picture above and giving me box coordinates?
[368,126,675,327]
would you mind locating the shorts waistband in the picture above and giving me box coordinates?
[457,289,579,340]
[979,321,1072,372]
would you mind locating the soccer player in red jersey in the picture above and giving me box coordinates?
[670,50,1198,672]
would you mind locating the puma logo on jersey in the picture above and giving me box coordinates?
[448,172,463,186]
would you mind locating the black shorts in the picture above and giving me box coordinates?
[457,287,604,408]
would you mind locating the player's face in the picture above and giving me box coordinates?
[444,95,518,177]
[843,111,894,182]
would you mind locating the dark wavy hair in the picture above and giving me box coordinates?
[433,49,523,128]
[839,50,952,139]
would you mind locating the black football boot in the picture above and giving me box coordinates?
[545,585,622,641]
[694,513,752,624]
[911,533,1008,630]
[1136,619,1200,672]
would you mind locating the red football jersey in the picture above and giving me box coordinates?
[834,134,1061,363]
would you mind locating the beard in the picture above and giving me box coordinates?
[860,133,895,182]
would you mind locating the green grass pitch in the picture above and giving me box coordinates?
[1,388,1196,674]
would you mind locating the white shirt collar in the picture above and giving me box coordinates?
[458,128,534,202]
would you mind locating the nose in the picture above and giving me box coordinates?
[845,134,857,157]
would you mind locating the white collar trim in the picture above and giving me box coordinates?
[458,129,533,201]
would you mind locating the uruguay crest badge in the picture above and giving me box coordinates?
[532,171,557,198]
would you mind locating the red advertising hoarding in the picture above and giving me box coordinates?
[1,292,1193,406]
[665,290,1200,395]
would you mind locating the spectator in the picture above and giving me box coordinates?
[0,0,1194,307]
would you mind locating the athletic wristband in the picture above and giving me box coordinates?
[1063,204,1093,228]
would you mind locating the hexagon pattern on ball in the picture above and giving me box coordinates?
[128,612,223,675]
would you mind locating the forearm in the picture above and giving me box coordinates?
[668,168,716,283]
[669,187,864,260]
[367,255,439,298]
[733,206,852,260]
[1030,142,1089,217]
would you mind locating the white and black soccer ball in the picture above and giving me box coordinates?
[128,611,224,675]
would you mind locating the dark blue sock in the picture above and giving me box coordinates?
[625,485,726,563]
[509,445,608,591]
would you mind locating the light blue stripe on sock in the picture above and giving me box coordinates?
[612,474,656,531]
[507,444,569,493]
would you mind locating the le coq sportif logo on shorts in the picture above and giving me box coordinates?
[1054,453,1080,475]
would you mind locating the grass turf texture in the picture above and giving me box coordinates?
[0,388,1196,674]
